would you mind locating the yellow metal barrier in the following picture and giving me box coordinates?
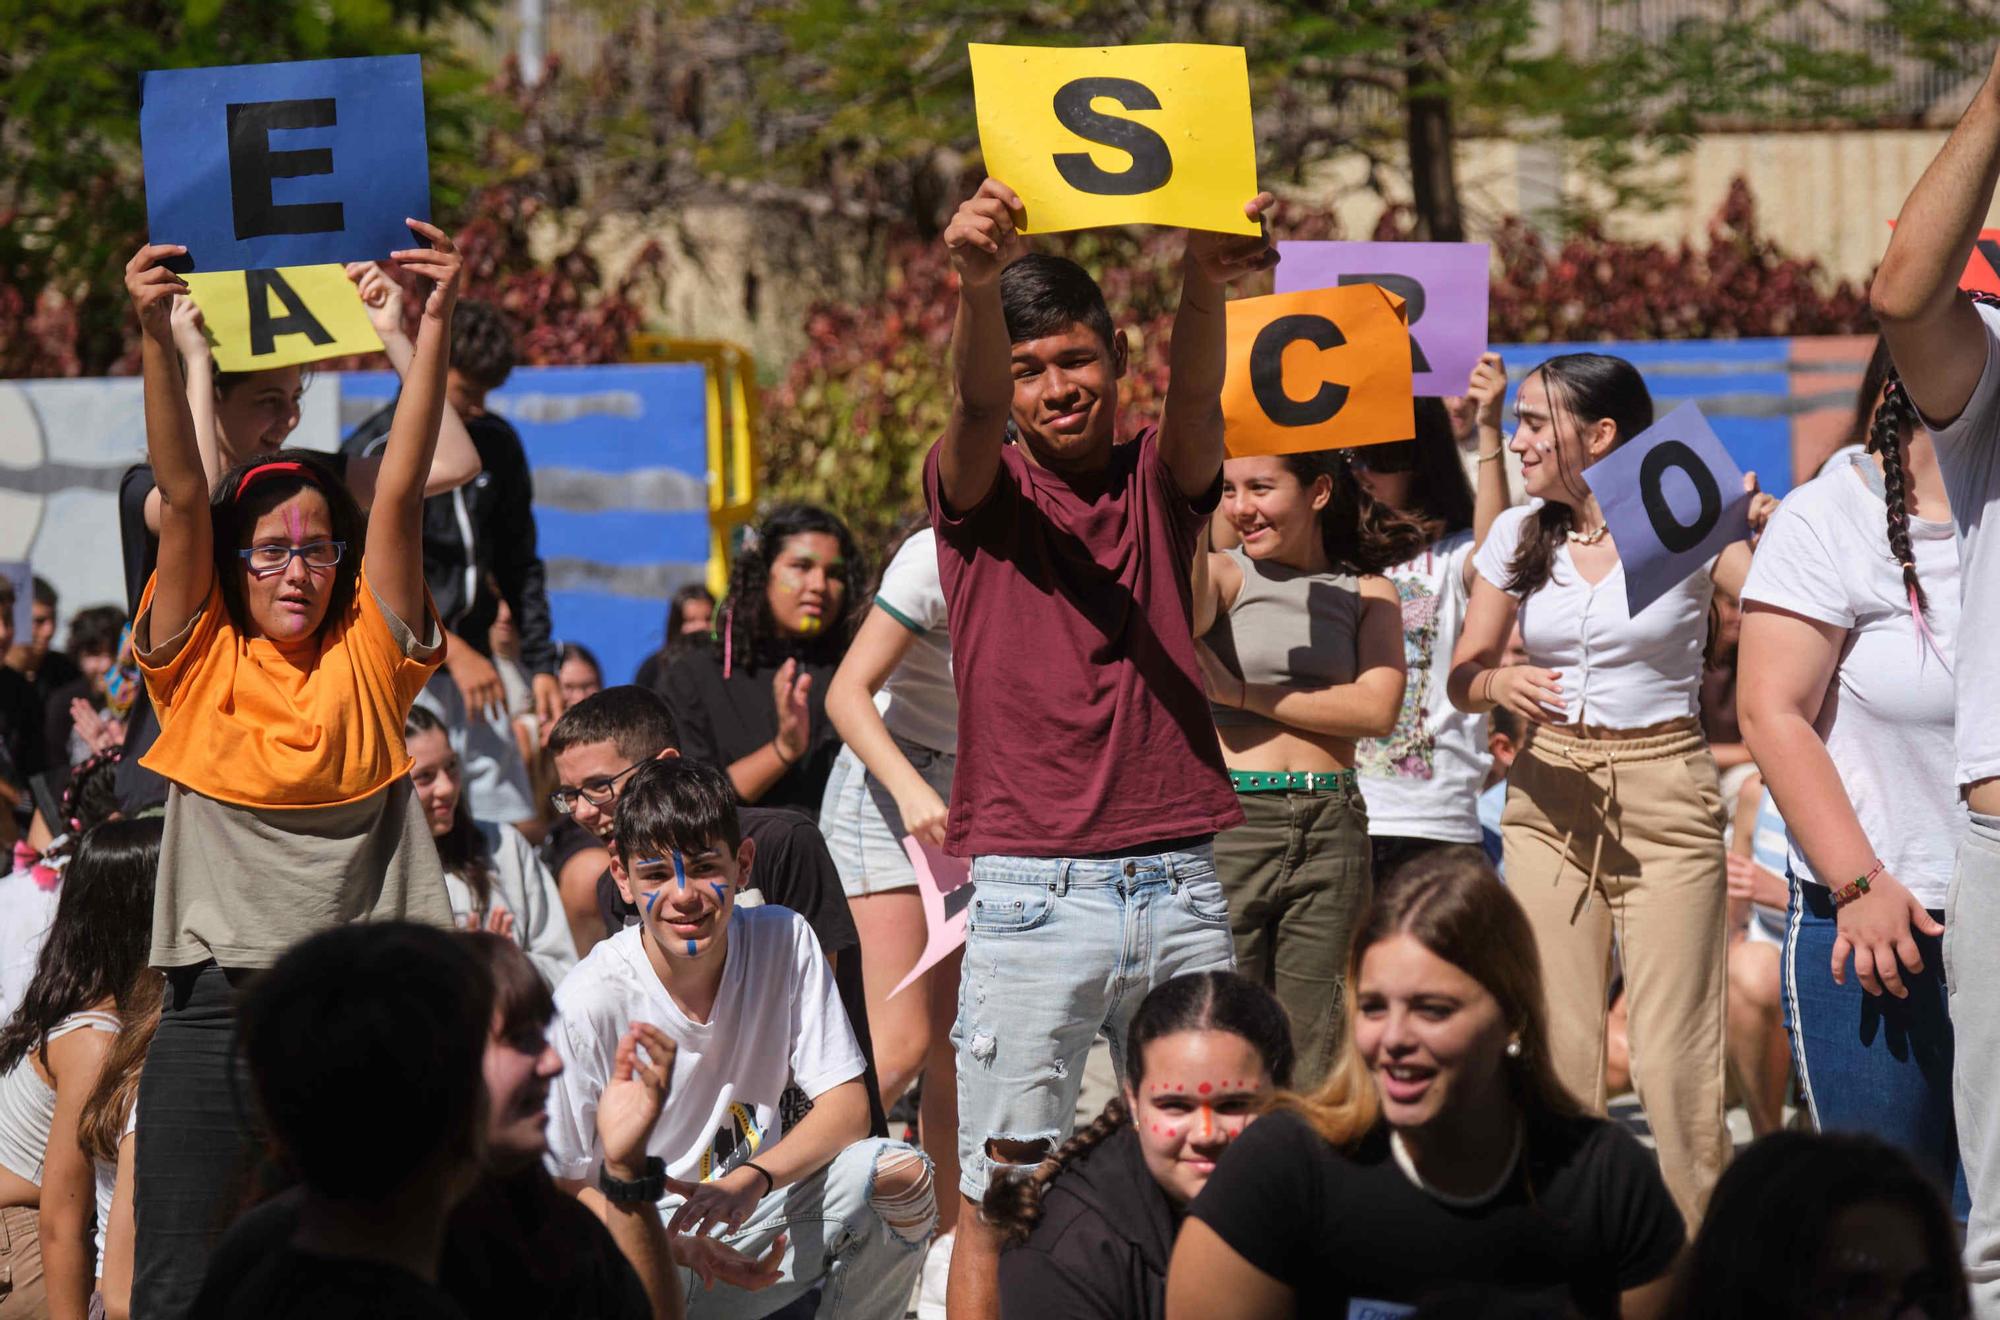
[628,334,758,598]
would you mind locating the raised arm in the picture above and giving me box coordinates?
[365,222,463,629]
[342,260,482,506]
[1464,352,1512,587]
[826,608,946,846]
[1158,195,1279,499]
[1871,44,2000,425]
[1738,604,1941,998]
[937,178,1027,514]
[126,244,213,644]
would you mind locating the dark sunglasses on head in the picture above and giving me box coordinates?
[1342,442,1419,476]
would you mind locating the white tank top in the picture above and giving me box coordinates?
[0,1010,120,1185]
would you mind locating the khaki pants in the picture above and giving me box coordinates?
[1214,787,1373,1087]
[1504,718,1728,1228]
[0,1204,46,1317]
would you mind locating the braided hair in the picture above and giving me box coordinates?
[1863,346,1929,618]
[981,972,1294,1246]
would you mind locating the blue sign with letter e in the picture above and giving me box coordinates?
[1584,400,1751,616]
[141,55,430,272]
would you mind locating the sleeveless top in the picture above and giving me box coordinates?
[1207,547,1364,729]
[0,1009,120,1184]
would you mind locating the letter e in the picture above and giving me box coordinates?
[227,99,345,240]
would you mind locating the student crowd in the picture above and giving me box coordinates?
[14,43,2000,1320]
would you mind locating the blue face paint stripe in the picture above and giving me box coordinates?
[686,940,699,956]
[673,850,687,890]
[710,881,729,902]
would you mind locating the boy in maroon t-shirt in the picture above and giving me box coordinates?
[924,176,1276,1316]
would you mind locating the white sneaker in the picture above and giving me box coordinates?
[915,1229,952,1320]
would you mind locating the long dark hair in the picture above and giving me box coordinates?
[982,971,1294,1246]
[0,818,162,1075]
[1342,397,1476,556]
[405,705,496,911]
[78,973,163,1163]
[1504,354,1654,596]
[1271,452,1431,576]
[209,450,365,639]
[1278,847,1580,1149]
[1857,338,1931,618]
[1669,1130,1968,1318]
[717,503,868,675]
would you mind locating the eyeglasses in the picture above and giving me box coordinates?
[548,758,650,815]
[239,540,346,577]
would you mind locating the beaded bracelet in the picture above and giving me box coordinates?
[1830,860,1887,910]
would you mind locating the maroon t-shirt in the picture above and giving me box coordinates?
[923,427,1243,858]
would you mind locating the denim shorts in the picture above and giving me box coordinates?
[819,738,956,899]
[951,843,1234,1199]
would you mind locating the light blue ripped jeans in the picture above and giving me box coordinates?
[952,844,1235,1200]
[671,1137,934,1318]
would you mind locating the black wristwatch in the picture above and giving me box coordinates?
[597,1156,667,1205]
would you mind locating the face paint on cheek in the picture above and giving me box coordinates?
[709,881,729,902]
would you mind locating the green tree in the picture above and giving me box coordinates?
[0,0,498,375]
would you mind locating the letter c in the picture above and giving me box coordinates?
[1250,315,1350,427]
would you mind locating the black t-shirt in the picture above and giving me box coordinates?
[190,1243,469,1320]
[0,668,34,796]
[1190,1109,1684,1318]
[197,1170,648,1320]
[658,647,843,820]
[566,805,887,1138]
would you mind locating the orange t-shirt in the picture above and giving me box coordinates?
[136,567,443,810]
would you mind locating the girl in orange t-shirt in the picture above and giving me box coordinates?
[119,220,464,1315]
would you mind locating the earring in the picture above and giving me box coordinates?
[1505,1039,1523,1059]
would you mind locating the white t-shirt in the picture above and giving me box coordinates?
[545,907,866,1199]
[871,528,957,754]
[1357,531,1489,843]
[442,821,579,989]
[1474,503,1713,730]
[1927,302,2000,790]
[1741,455,1963,906]
[0,870,61,1025]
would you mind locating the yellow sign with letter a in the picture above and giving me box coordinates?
[1222,285,1416,457]
[969,43,1260,237]
[183,265,382,372]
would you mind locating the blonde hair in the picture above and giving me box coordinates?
[1273,847,1581,1147]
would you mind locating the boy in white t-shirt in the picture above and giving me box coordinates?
[546,758,935,1317]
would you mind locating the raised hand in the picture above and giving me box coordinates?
[346,260,411,347]
[169,293,211,362]
[771,659,811,767]
[125,245,190,343]
[597,1022,677,1179]
[1184,193,1279,288]
[1744,471,1779,542]
[388,219,463,323]
[1467,352,1508,432]
[944,178,1027,289]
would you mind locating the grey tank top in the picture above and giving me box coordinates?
[1208,547,1364,729]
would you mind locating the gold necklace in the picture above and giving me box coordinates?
[1566,523,1608,545]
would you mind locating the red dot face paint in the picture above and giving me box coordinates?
[1197,1082,1212,1096]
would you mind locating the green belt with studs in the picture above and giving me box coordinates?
[1228,769,1360,795]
